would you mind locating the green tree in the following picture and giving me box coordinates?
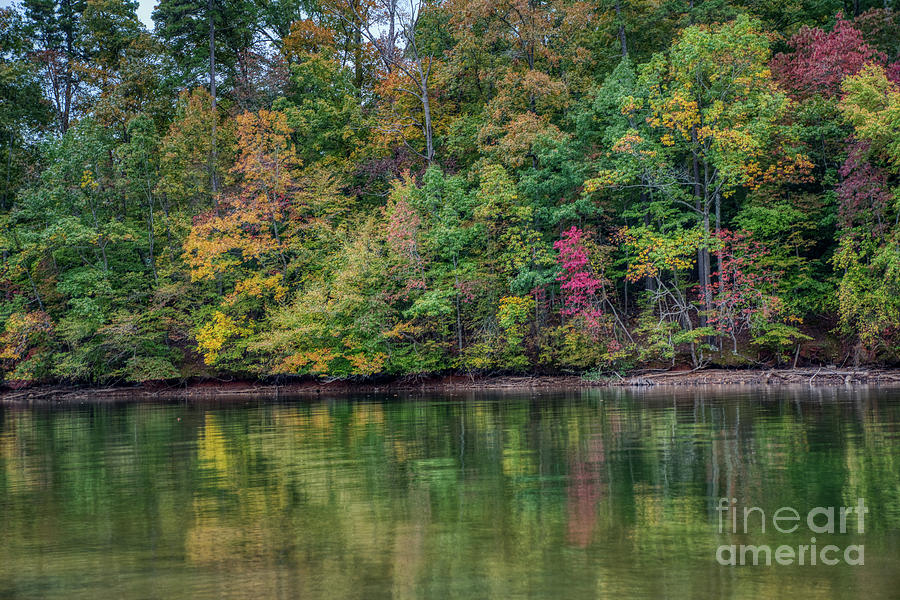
[0,8,53,209]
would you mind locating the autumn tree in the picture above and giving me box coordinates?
[446,0,591,169]
[156,88,232,215]
[772,13,885,100]
[834,64,900,358]
[589,16,810,335]
[185,108,301,287]
[327,0,440,164]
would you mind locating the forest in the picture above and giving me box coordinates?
[0,0,898,384]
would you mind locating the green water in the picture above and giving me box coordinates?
[1,387,899,599]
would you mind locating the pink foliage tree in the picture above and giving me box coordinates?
[385,195,426,298]
[554,227,605,333]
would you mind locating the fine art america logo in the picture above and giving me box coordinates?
[714,498,867,566]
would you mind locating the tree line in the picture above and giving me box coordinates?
[0,0,898,383]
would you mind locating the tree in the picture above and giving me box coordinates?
[275,33,365,164]
[772,13,885,100]
[153,0,257,92]
[156,88,231,216]
[589,16,811,334]
[21,0,88,134]
[184,109,302,286]
[89,28,174,134]
[154,0,257,195]
[833,64,900,357]
[447,0,590,169]
[706,230,807,358]
[840,64,900,172]
[616,224,713,366]
[554,227,605,334]
[330,0,440,164]
[0,8,53,208]
[118,114,161,281]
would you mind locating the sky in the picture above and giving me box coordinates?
[136,0,156,29]
[0,0,157,30]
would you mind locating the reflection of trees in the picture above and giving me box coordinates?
[0,390,899,598]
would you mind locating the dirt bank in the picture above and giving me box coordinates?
[617,367,900,386]
[0,375,590,402]
[3,368,900,403]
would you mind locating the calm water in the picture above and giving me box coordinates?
[1,387,899,599]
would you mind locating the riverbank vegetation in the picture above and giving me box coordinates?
[1,0,899,384]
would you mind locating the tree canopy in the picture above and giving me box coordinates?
[2,0,900,383]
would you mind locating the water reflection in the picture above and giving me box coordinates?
[0,387,899,599]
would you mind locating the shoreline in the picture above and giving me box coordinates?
[3,368,900,402]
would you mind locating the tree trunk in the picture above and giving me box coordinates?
[146,192,157,283]
[691,142,711,329]
[615,0,627,58]
[272,218,288,276]
[87,196,109,274]
[715,190,722,281]
[421,67,434,164]
[354,8,364,91]
[4,131,12,210]
[25,261,45,311]
[642,197,656,293]
[454,257,463,352]
[386,0,397,72]
[208,0,218,197]
[62,0,75,134]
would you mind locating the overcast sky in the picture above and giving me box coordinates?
[136,0,156,29]
[0,0,157,30]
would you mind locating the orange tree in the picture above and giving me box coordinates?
[184,109,304,370]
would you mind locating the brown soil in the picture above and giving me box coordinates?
[617,367,900,386]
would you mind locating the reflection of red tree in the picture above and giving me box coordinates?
[566,434,606,547]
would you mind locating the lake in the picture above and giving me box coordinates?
[1,387,899,599]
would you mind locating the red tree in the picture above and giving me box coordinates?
[708,231,784,353]
[772,14,885,99]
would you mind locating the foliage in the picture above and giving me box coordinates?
[2,2,899,381]
[554,226,605,334]
[707,230,809,357]
[772,14,885,100]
